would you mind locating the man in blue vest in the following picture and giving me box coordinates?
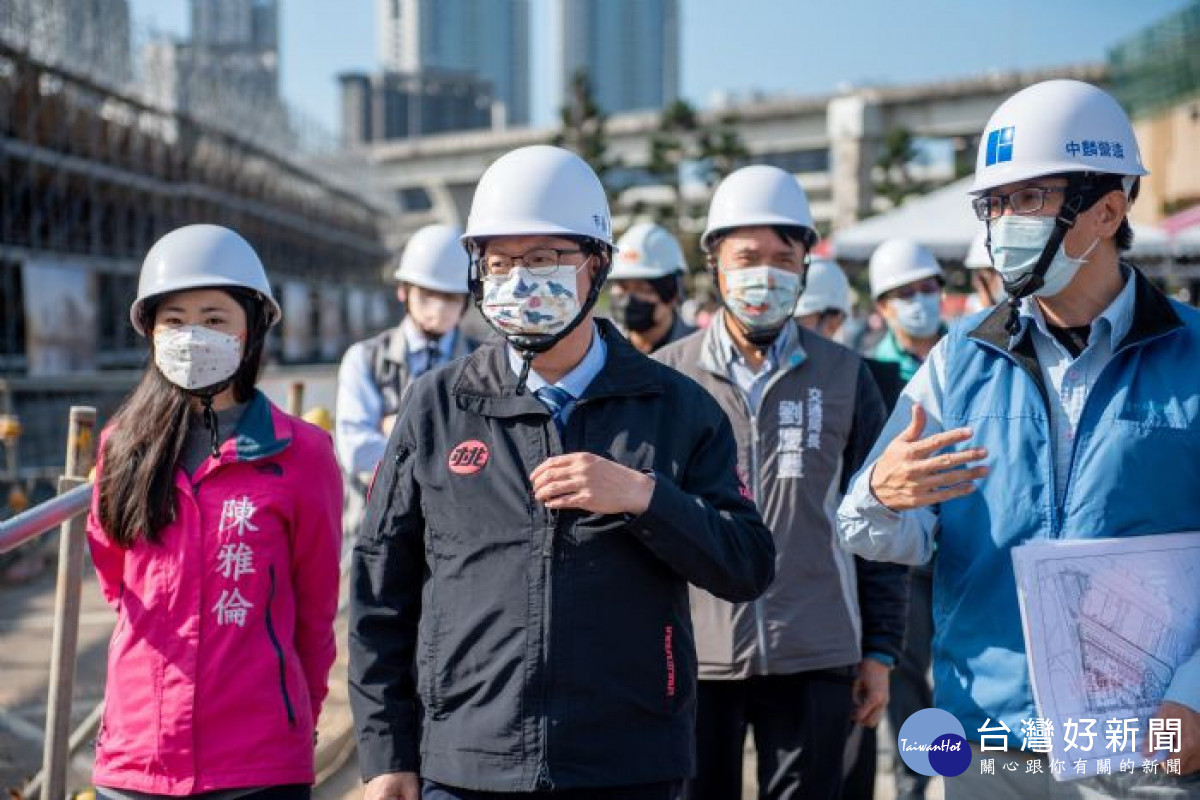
[839,79,1199,797]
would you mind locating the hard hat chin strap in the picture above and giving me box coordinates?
[468,248,611,395]
[998,173,1109,336]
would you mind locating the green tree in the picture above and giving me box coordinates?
[697,113,750,187]
[643,101,749,265]
[876,126,925,208]
[552,70,618,196]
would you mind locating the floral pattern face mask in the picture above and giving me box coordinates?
[721,265,803,333]
[481,265,583,336]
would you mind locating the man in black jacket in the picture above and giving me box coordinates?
[349,145,776,800]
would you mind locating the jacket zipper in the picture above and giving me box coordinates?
[729,363,793,675]
[265,565,297,728]
[747,410,770,674]
[535,419,558,791]
[756,365,797,675]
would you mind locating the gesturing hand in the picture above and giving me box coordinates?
[530,453,656,515]
[869,404,989,512]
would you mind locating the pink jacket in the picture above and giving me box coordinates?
[87,393,342,794]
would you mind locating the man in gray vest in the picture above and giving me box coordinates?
[335,223,480,529]
[656,165,907,800]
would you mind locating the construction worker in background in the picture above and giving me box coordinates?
[864,237,947,800]
[839,79,1200,797]
[608,222,696,353]
[656,165,907,800]
[869,238,947,383]
[794,257,907,800]
[334,223,479,536]
[796,258,906,413]
[964,227,1006,314]
[349,145,775,800]
[793,257,852,342]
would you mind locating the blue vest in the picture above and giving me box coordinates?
[933,269,1200,746]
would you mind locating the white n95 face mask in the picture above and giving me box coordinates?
[153,325,243,392]
[989,216,1099,298]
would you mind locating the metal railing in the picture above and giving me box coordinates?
[0,406,97,800]
[0,483,93,555]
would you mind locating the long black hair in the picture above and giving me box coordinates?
[97,288,269,548]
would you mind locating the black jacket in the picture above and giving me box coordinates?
[349,320,775,792]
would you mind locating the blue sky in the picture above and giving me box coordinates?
[128,0,1192,137]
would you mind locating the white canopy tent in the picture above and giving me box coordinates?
[1175,225,1200,257]
[832,177,979,262]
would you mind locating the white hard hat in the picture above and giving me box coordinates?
[972,80,1147,195]
[702,165,819,252]
[795,258,851,317]
[462,145,612,246]
[868,238,944,299]
[609,223,686,280]
[131,224,281,335]
[394,224,469,294]
[965,228,992,270]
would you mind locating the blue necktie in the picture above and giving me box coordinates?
[535,385,574,434]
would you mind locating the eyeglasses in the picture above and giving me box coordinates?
[884,278,942,301]
[972,186,1067,221]
[480,247,587,277]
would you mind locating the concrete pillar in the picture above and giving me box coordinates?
[827,93,882,231]
[337,73,371,146]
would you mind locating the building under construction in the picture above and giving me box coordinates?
[0,0,393,467]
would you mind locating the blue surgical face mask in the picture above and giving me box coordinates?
[890,291,942,338]
[989,216,1100,298]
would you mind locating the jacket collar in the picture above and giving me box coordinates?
[698,310,807,379]
[232,390,292,461]
[968,264,1183,355]
[452,318,663,419]
[183,390,292,485]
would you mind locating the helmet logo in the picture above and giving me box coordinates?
[592,214,609,235]
[985,126,1015,166]
[1064,139,1125,160]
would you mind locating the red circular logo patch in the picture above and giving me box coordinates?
[448,440,490,475]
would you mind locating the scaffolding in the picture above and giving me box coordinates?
[0,2,396,470]
[0,2,393,372]
[1109,0,1200,119]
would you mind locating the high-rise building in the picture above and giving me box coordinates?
[144,0,285,144]
[558,0,679,115]
[376,0,529,127]
[190,0,278,95]
[339,69,494,144]
[192,0,278,52]
[0,0,133,89]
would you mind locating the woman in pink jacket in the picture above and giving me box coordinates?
[87,225,342,800]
